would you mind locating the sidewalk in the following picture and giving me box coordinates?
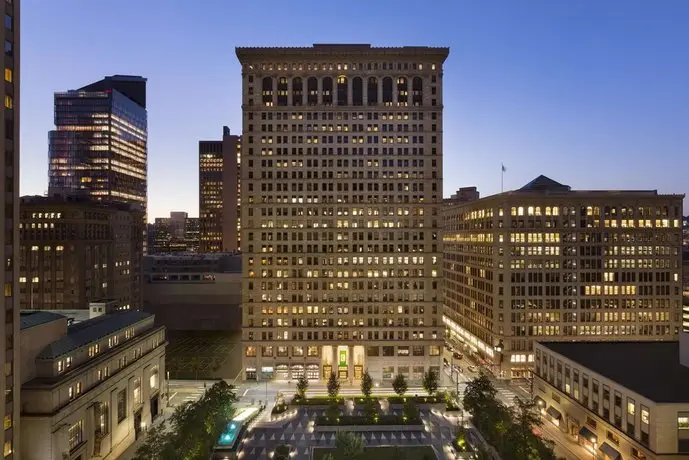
[116,404,176,460]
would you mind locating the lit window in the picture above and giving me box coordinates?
[3,94,11,109]
[3,67,11,83]
[641,406,650,424]
[679,415,689,429]
[3,440,10,456]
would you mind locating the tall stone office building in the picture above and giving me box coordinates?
[443,175,685,379]
[1,0,19,457]
[199,127,241,253]
[236,44,449,382]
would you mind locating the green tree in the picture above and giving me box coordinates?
[422,369,439,396]
[296,374,309,400]
[334,431,365,460]
[360,370,373,398]
[133,380,237,460]
[327,372,340,399]
[392,373,408,396]
[321,454,336,460]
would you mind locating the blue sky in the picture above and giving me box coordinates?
[20,0,689,220]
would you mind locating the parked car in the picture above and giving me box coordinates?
[453,352,463,360]
[467,365,478,373]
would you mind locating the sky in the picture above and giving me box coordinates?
[20,0,689,221]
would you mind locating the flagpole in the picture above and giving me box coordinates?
[501,164,504,193]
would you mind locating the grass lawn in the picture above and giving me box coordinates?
[312,446,437,460]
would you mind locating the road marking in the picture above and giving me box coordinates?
[242,389,249,397]
[169,391,178,402]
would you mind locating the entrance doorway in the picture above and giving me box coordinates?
[134,409,143,440]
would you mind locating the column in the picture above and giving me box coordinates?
[287,76,293,106]
[317,76,323,105]
[348,345,354,383]
[377,77,383,107]
[362,76,368,106]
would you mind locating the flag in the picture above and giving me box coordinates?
[502,164,507,172]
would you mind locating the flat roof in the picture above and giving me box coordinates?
[20,311,65,330]
[539,341,689,403]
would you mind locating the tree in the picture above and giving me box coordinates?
[422,369,439,396]
[296,374,309,400]
[321,454,336,460]
[334,431,365,460]
[363,398,378,423]
[360,370,373,398]
[392,373,408,396]
[133,380,238,460]
[462,373,498,416]
[327,372,340,399]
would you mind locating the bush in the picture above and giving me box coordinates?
[386,395,442,405]
[315,414,422,426]
[271,403,289,415]
[292,396,345,406]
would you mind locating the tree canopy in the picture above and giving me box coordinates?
[133,380,238,460]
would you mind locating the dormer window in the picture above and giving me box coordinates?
[88,344,100,357]
[57,360,64,373]
[108,335,119,348]
[125,328,135,340]
[65,356,72,369]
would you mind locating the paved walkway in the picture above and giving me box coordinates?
[238,407,457,460]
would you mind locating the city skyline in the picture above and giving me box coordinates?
[20,0,689,221]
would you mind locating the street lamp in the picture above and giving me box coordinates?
[494,340,504,378]
[592,440,597,460]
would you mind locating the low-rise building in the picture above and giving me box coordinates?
[142,253,241,331]
[534,341,689,460]
[19,310,166,460]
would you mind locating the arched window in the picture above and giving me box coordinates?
[412,77,423,106]
[367,77,378,105]
[262,77,273,106]
[322,77,333,105]
[336,76,348,106]
[277,77,288,106]
[382,77,393,105]
[397,77,408,106]
[352,77,363,106]
[292,77,303,106]
[307,77,318,105]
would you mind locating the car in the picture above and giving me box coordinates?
[467,365,478,373]
[453,352,463,360]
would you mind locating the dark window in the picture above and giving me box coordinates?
[307,77,318,105]
[262,77,273,105]
[4,40,11,57]
[292,77,303,106]
[382,77,393,104]
[336,76,348,106]
[397,77,408,105]
[322,77,333,105]
[4,15,11,31]
[277,77,288,106]
[117,389,127,423]
[352,77,363,106]
[412,76,423,106]
[367,77,378,105]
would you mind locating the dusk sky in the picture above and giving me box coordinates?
[21,0,689,221]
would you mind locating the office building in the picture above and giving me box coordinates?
[444,186,479,205]
[19,310,166,460]
[236,44,449,382]
[19,195,144,311]
[443,175,684,378]
[1,1,19,457]
[199,126,240,253]
[47,75,148,252]
[151,212,200,254]
[534,341,689,460]
[142,253,241,331]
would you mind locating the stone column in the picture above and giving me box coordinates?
[287,76,292,106]
[348,345,354,383]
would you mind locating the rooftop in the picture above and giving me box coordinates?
[236,44,450,61]
[539,341,689,403]
[36,310,153,360]
[20,311,65,330]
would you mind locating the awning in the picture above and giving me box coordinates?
[546,406,562,420]
[578,426,598,442]
[599,442,622,460]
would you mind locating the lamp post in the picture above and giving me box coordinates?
[592,440,597,460]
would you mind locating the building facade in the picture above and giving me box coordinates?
[1,0,20,457]
[47,75,148,254]
[443,175,685,378]
[199,126,241,253]
[19,310,166,460]
[534,341,689,460]
[236,44,448,382]
[19,195,144,311]
[151,212,200,254]
[444,186,479,205]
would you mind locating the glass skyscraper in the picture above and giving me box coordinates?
[48,75,148,218]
